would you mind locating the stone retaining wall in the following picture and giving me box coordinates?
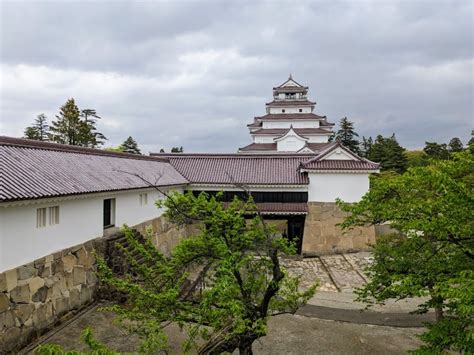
[0,214,198,352]
[0,238,103,352]
[302,202,376,255]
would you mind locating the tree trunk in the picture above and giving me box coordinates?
[239,343,253,355]
[434,305,444,322]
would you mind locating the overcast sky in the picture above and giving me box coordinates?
[0,0,472,153]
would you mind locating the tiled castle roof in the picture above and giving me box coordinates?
[0,137,188,202]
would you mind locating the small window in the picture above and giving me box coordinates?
[103,198,116,229]
[140,193,148,206]
[282,109,285,113]
[299,109,303,112]
[49,206,60,225]
[37,208,47,228]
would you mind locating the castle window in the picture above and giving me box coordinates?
[299,109,303,112]
[49,206,60,225]
[282,109,285,113]
[36,208,47,228]
[140,193,148,205]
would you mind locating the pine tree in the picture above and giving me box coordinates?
[24,114,49,141]
[80,109,107,147]
[50,98,83,145]
[448,137,463,153]
[334,117,360,154]
[368,134,408,173]
[120,136,141,154]
[360,136,373,158]
[424,142,450,160]
[171,146,184,153]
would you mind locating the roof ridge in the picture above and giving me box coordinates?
[0,136,169,163]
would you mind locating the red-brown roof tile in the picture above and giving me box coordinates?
[265,100,316,106]
[223,202,308,215]
[251,128,332,136]
[238,142,330,153]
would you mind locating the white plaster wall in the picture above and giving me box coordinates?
[253,136,276,143]
[0,187,183,272]
[307,135,330,143]
[277,136,307,152]
[308,173,370,203]
[0,197,103,272]
[263,120,319,129]
[268,107,312,114]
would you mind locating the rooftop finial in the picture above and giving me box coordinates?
[289,73,293,80]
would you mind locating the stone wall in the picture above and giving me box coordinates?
[302,202,376,255]
[0,214,199,352]
[0,239,102,352]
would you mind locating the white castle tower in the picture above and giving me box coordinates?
[239,75,334,153]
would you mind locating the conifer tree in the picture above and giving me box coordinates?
[171,146,184,153]
[369,134,408,173]
[448,137,463,153]
[80,109,107,147]
[24,114,49,141]
[424,142,450,160]
[120,136,141,154]
[50,98,83,145]
[334,117,360,154]
[360,136,373,158]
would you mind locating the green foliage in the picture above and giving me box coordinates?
[423,141,450,160]
[405,150,429,168]
[35,327,117,355]
[368,134,408,173]
[97,192,316,354]
[333,117,360,154]
[171,146,184,153]
[448,137,464,153]
[49,99,106,147]
[24,114,49,141]
[119,136,141,154]
[338,151,474,353]
[359,136,373,158]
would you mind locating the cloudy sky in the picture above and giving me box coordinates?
[0,0,472,153]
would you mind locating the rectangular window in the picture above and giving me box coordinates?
[36,208,47,228]
[299,108,303,112]
[103,198,116,229]
[48,206,60,225]
[139,193,148,206]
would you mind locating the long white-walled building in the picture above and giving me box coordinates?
[0,76,380,272]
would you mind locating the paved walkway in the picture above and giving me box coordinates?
[23,252,431,353]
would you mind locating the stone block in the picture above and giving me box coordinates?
[34,257,46,268]
[32,302,54,329]
[69,287,81,308]
[1,326,21,352]
[40,266,52,278]
[14,303,35,325]
[10,284,30,303]
[0,309,16,328]
[29,276,45,295]
[62,254,77,273]
[86,271,98,286]
[32,286,49,303]
[17,263,37,280]
[53,297,70,317]
[0,273,7,292]
[73,266,86,286]
[0,292,11,312]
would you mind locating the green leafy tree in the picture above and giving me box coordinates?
[333,117,360,154]
[405,150,429,168]
[97,191,315,354]
[119,136,141,154]
[80,109,107,147]
[423,141,450,160]
[368,134,408,173]
[24,114,49,141]
[448,137,463,153]
[338,151,474,353]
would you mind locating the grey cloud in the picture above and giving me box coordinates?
[0,0,472,153]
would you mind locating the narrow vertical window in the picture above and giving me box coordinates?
[36,208,47,228]
[48,206,60,225]
[140,193,148,205]
[103,198,116,229]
